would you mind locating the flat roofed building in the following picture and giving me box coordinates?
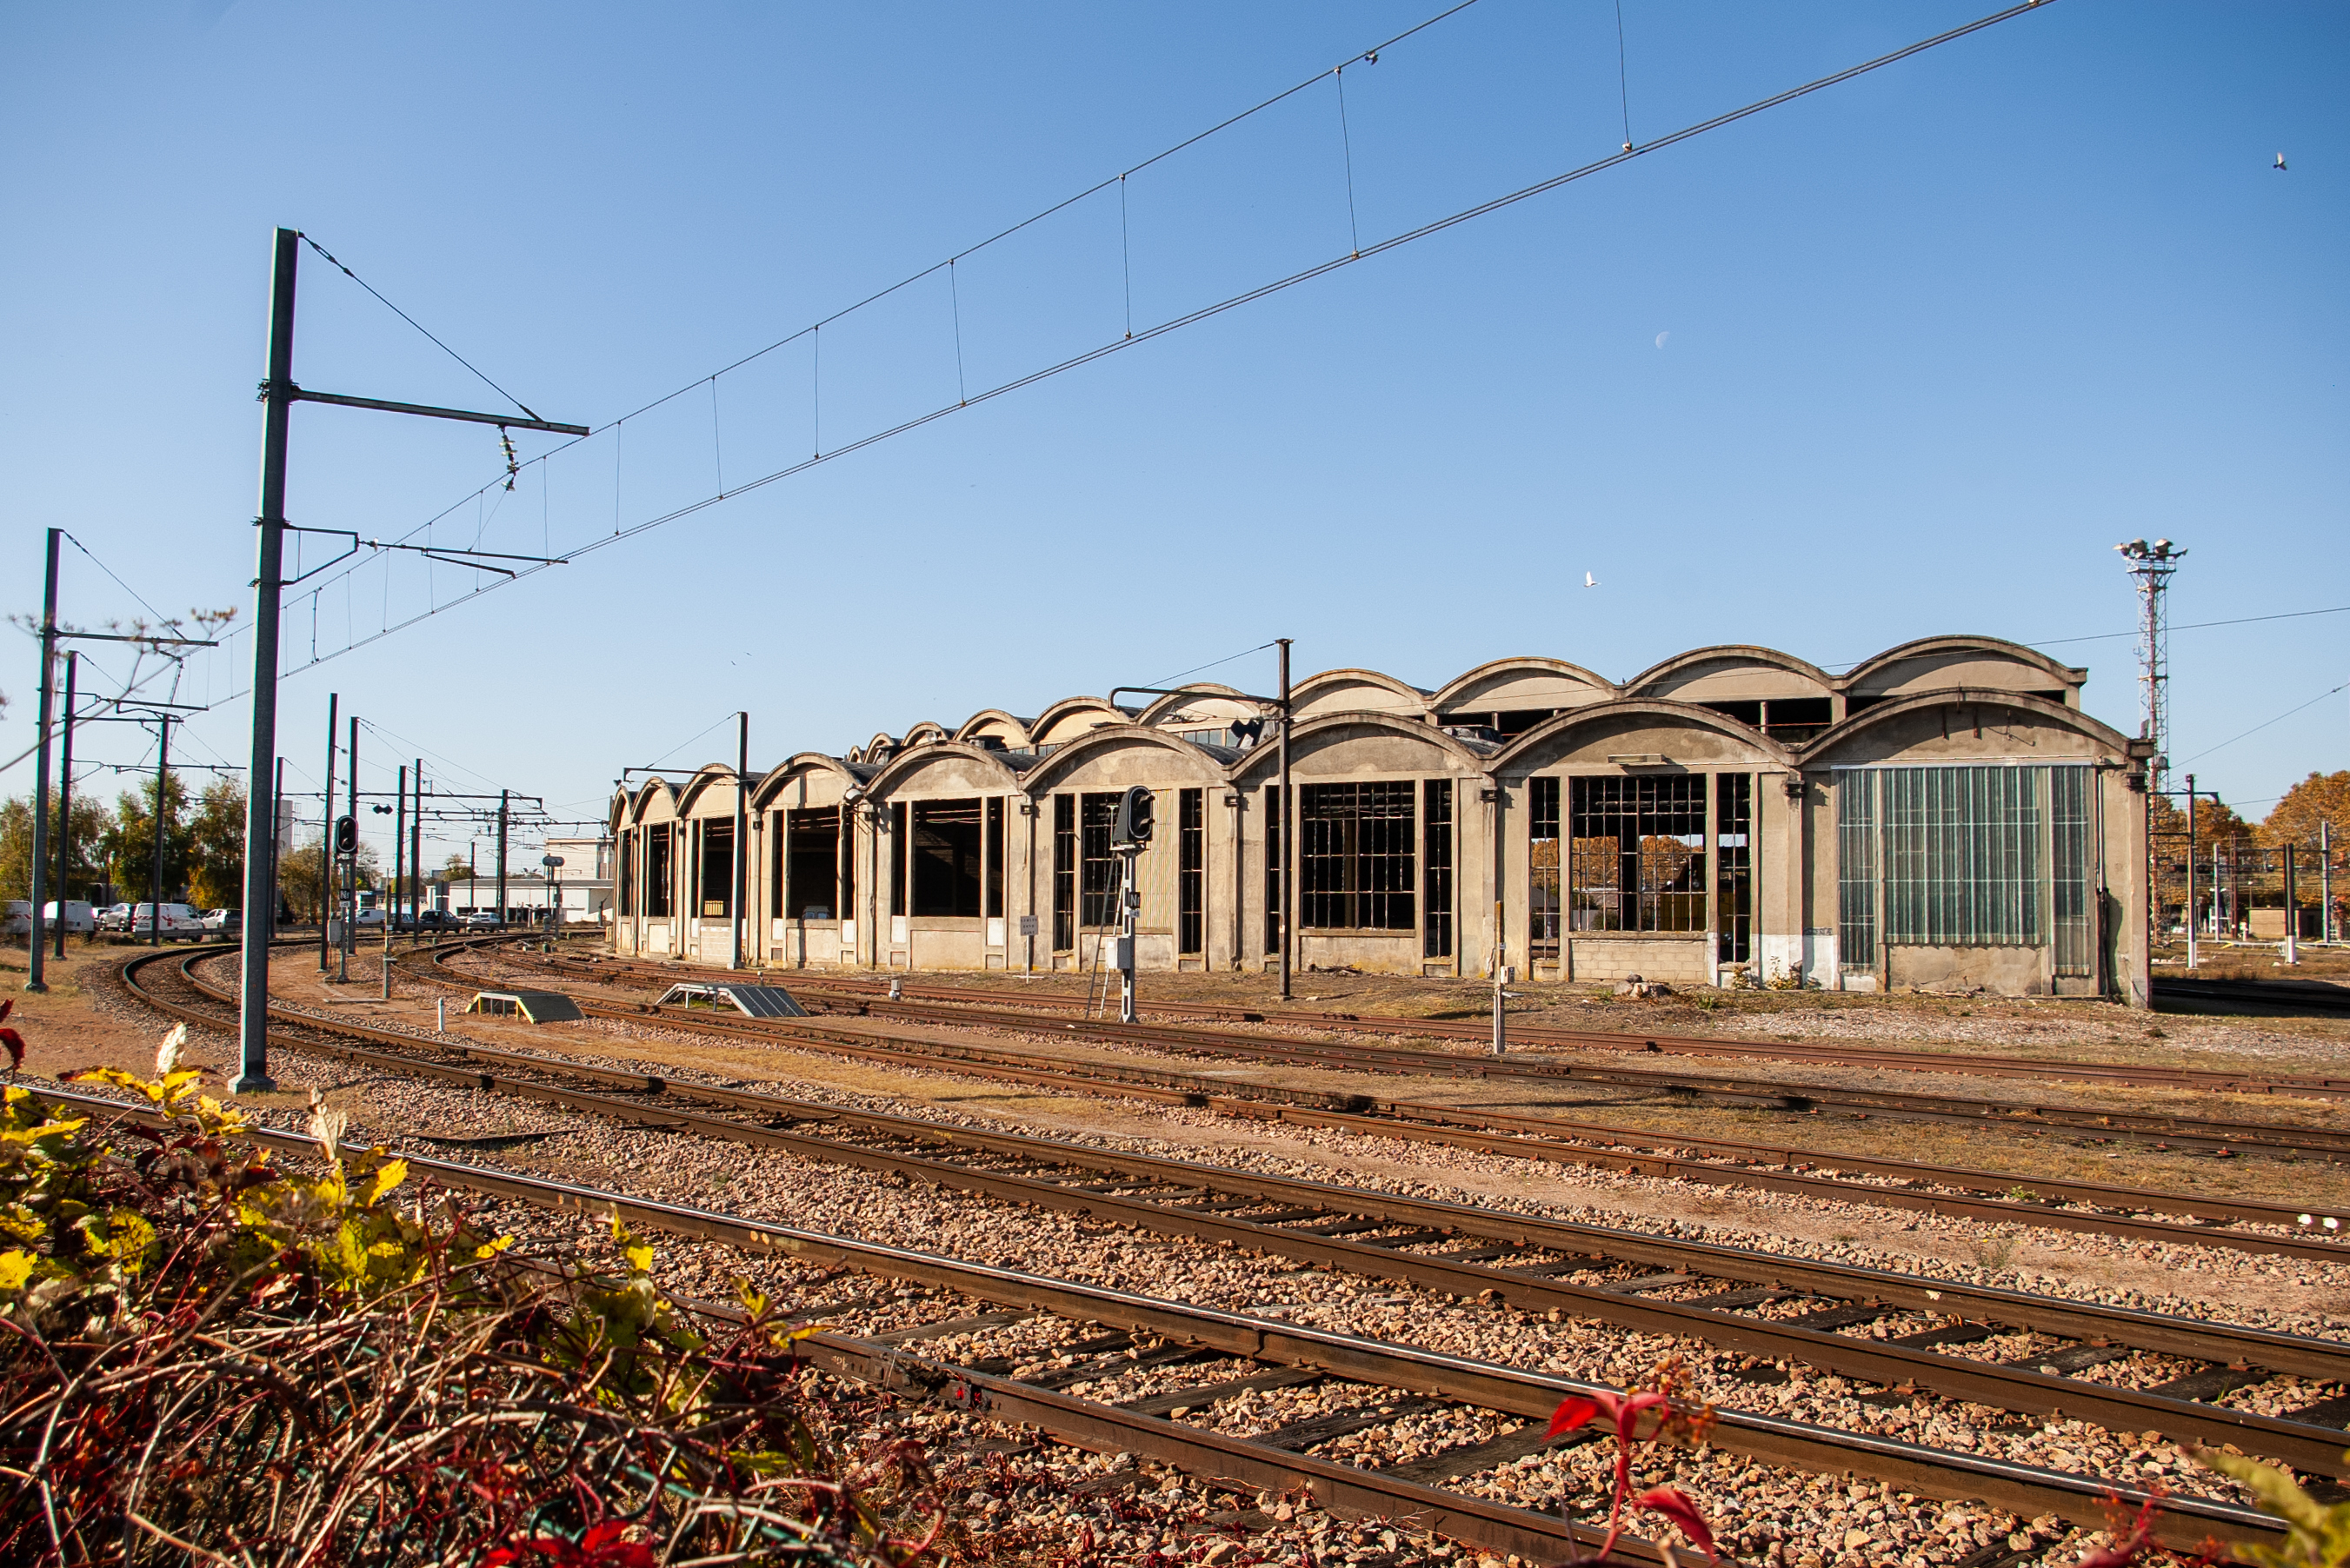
[607,636,2154,1003]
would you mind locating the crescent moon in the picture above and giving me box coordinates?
[1654,331,1670,349]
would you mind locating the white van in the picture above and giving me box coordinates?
[42,901,96,934]
[124,903,208,941]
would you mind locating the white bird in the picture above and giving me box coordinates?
[2275,152,2288,171]
[1583,571,1601,589]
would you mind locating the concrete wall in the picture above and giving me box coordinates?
[606,639,2152,1003]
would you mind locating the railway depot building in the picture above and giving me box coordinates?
[608,637,2156,1004]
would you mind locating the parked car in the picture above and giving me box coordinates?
[122,903,208,941]
[98,902,136,933]
[201,908,241,933]
[416,909,461,932]
[43,901,97,935]
[461,910,503,931]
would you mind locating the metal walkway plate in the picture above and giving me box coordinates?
[468,990,586,1024]
[655,982,808,1019]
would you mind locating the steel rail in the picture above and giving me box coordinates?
[128,947,2350,1481]
[27,1080,2291,1557]
[551,950,2350,1100]
[425,946,2350,1242]
[501,948,2350,1160]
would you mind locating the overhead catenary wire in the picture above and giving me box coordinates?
[297,234,547,422]
[256,0,2055,684]
[2178,680,2349,766]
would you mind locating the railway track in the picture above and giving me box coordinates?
[556,948,2350,1101]
[103,945,2350,1544]
[424,945,2350,1250]
[34,1075,2296,1560]
[498,947,2350,1163]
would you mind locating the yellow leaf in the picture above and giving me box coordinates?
[364,1159,409,1206]
[474,1233,516,1260]
[0,1250,34,1292]
[623,1244,655,1274]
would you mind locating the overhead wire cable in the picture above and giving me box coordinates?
[208,0,2060,685]
[2177,680,2348,766]
[296,234,547,422]
[1148,641,1282,688]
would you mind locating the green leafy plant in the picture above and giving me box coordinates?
[2195,1449,2350,1566]
[2,1027,944,1566]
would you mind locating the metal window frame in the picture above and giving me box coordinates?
[1566,774,1708,934]
[1178,787,1205,956]
[1298,781,1415,933]
[1051,794,1076,951]
[1423,778,1454,960]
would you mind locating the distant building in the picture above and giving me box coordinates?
[607,637,2157,1004]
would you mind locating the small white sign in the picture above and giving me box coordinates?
[1017,914,1039,937]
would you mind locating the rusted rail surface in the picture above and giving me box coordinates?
[120,946,2350,1493]
[428,944,2350,1247]
[34,1073,2293,1559]
[550,948,2350,1100]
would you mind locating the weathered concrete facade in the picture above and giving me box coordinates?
[609,637,2156,1003]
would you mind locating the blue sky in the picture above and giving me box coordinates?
[3,0,2342,867]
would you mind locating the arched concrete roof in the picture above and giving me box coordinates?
[1228,709,1495,785]
[1804,688,2137,765]
[1622,645,1837,700]
[749,752,867,812]
[954,709,1035,747]
[1029,696,1130,746]
[1136,683,1260,728]
[1841,635,2087,691]
[1021,723,1231,794]
[862,739,1032,799]
[1288,668,1433,721]
[901,720,950,747]
[1430,656,1618,713]
[677,763,756,817]
[1495,699,1798,771]
[617,776,681,826]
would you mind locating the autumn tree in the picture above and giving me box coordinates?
[2261,771,2350,850]
[0,790,115,903]
[104,772,192,903]
[184,779,247,907]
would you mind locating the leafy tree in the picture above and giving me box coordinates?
[2262,770,2350,850]
[0,791,117,903]
[184,779,247,908]
[103,772,192,904]
[442,852,474,881]
[2150,789,2251,846]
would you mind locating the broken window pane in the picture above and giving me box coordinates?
[1568,775,1707,933]
[1052,794,1075,951]
[1080,792,1120,929]
[911,798,984,918]
[1715,773,1751,965]
[1179,788,1205,955]
[644,824,672,918]
[889,802,907,918]
[1530,777,1561,960]
[786,807,841,920]
[699,821,734,918]
[985,796,1005,919]
[1264,787,1283,955]
[1423,779,1453,959]
[1300,781,1415,932]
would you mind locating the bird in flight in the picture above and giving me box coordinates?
[1583,571,1601,589]
[2275,152,2288,171]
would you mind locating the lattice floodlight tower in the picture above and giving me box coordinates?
[2114,537,2185,796]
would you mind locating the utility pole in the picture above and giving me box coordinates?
[2115,538,2185,798]
[410,761,423,936]
[270,757,285,936]
[1276,637,1292,1002]
[2182,774,2198,969]
[342,714,358,982]
[496,790,509,928]
[393,765,406,926]
[733,712,749,968]
[230,227,584,1094]
[317,693,337,973]
[2325,821,2336,946]
[52,652,77,959]
[2284,842,2300,966]
[25,529,59,992]
[148,715,172,947]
